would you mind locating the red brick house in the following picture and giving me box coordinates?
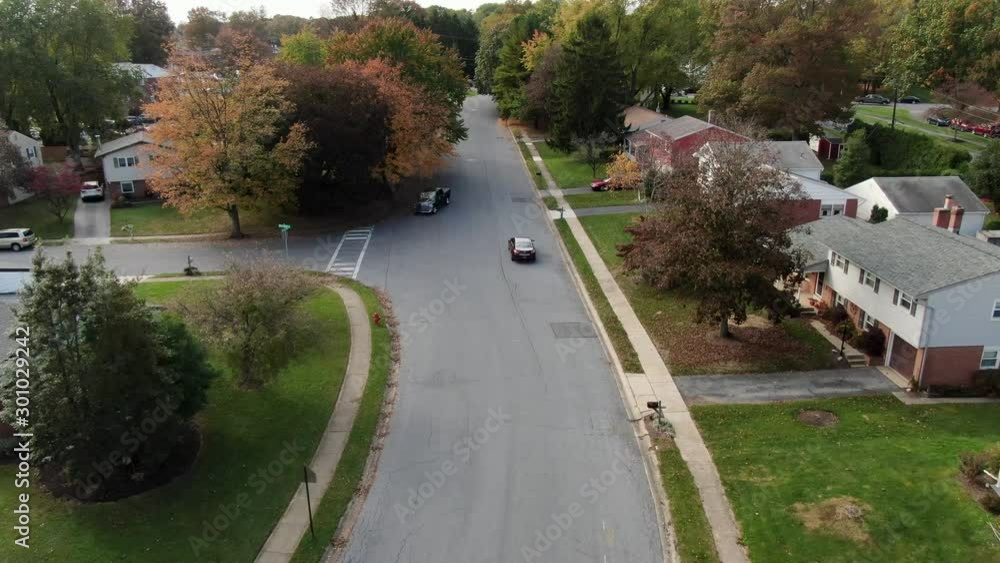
[624,116,747,169]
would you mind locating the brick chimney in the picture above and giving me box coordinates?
[948,205,965,233]
[932,207,950,229]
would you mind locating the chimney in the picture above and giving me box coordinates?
[932,206,950,229]
[948,205,965,234]
[944,194,954,209]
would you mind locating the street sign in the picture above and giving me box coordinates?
[278,224,291,258]
[278,223,291,232]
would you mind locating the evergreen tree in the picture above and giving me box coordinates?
[492,19,533,119]
[833,130,870,188]
[548,11,629,152]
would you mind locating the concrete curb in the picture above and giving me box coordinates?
[254,283,373,563]
[516,128,749,563]
[508,126,678,563]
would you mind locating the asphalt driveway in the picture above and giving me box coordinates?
[73,196,110,239]
[675,368,899,405]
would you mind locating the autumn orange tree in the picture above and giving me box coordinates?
[145,53,310,238]
[606,151,641,191]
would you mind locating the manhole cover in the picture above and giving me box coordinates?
[550,322,597,339]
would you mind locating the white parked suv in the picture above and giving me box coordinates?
[80,181,104,202]
[0,228,36,251]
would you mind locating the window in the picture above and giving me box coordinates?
[835,293,847,307]
[821,204,845,217]
[120,181,135,194]
[114,156,137,168]
[833,252,844,269]
[980,348,1000,369]
[860,270,880,292]
[861,311,876,331]
[899,292,914,314]
[993,300,1000,321]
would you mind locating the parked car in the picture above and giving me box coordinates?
[80,181,104,202]
[854,94,891,105]
[508,237,536,262]
[927,116,950,126]
[898,96,921,104]
[414,187,451,214]
[591,178,611,191]
[951,118,975,132]
[0,228,36,252]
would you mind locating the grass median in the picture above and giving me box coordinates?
[517,142,548,190]
[564,190,644,209]
[554,219,642,373]
[289,280,394,563]
[658,444,720,563]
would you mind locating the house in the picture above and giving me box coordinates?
[794,215,1000,388]
[1,129,43,207]
[624,105,670,132]
[845,176,988,236]
[113,63,170,111]
[94,131,159,199]
[809,134,843,160]
[624,116,746,169]
[696,141,859,226]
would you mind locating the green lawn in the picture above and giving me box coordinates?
[658,444,720,563]
[290,280,392,563]
[578,213,837,375]
[693,396,1000,562]
[111,203,308,237]
[564,190,644,209]
[542,195,559,210]
[666,100,706,120]
[0,281,351,562]
[853,105,991,151]
[534,141,607,189]
[518,142,548,190]
[0,197,76,239]
[554,219,642,373]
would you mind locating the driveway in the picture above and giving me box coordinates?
[73,197,111,239]
[675,368,899,405]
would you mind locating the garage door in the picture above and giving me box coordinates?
[889,334,917,379]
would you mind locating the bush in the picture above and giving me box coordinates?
[958,445,1000,514]
[110,194,133,208]
[853,122,971,174]
[972,369,1000,396]
[985,218,1000,230]
[821,303,849,325]
[852,327,886,357]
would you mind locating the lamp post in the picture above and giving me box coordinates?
[278,223,291,259]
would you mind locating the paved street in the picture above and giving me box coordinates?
[675,368,899,405]
[344,95,663,562]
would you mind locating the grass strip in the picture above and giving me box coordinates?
[659,445,721,563]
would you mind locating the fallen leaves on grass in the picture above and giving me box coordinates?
[793,497,872,543]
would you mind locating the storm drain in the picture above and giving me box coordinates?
[550,322,598,339]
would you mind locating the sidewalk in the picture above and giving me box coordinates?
[522,134,749,563]
[255,284,372,563]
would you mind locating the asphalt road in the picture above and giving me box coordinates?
[343,96,663,562]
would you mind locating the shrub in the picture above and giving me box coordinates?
[178,255,320,388]
[972,369,1000,396]
[852,327,886,357]
[985,218,1000,231]
[958,445,1000,511]
[821,303,849,325]
[834,319,858,342]
[111,194,133,208]
[854,122,971,174]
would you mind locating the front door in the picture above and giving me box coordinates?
[815,272,825,296]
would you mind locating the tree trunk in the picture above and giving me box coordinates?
[227,204,243,239]
[719,315,731,339]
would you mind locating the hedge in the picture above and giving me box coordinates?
[848,122,971,174]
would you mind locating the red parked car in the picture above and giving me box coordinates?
[590,178,611,191]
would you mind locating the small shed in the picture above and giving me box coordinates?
[809,135,843,161]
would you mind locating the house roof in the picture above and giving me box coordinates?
[766,141,823,171]
[858,176,988,214]
[113,63,170,79]
[791,216,1000,297]
[790,173,856,203]
[624,106,671,131]
[94,131,154,157]
[642,116,716,141]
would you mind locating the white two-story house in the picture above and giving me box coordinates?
[793,215,1000,389]
[845,176,988,236]
[95,131,158,199]
[1,129,43,206]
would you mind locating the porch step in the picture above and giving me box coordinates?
[799,307,818,317]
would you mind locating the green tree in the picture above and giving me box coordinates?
[278,29,329,66]
[833,130,870,187]
[0,135,31,203]
[492,18,534,119]
[548,11,628,152]
[869,204,889,223]
[0,0,139,150]
[183,7,222,50]
[474,12,517,94]
[0,251,217,500]
[970,140,1000,213]
[619,141,805,338]
[119,0,175,65]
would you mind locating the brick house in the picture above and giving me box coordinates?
[94,131,160,199]
[793,215,1000,388]
[624,116,747,169]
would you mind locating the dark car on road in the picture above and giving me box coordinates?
[591,178,611,191]
[898,96,921,104]
[508,237,536,262]
[927,116,950,126]
[414,187,451,214]
[854,94,891,105]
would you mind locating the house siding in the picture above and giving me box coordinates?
[922,272,1000,348]
[109,179,150,199]
[920,346,984,387]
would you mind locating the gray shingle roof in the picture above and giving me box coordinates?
[642,116,714,140]
[766,141,823,171]
[871,176,988,214]
[791,217,1000,296]
[94,131,153,157]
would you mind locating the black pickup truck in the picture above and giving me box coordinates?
[414,187,451,214]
